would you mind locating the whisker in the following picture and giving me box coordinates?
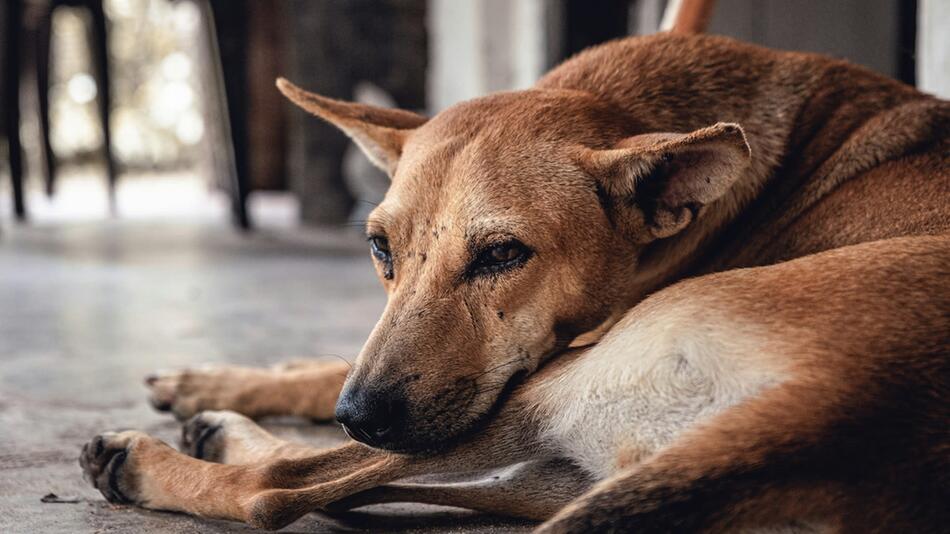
[321,354,354,371]
[458,356,525,382]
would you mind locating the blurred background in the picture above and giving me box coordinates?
[0,0,947,229]
[1,2,948,532]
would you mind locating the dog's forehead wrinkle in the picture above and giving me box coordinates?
[464,216,530,244]
[392,132,597,253]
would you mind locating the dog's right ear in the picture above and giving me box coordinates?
[276,78,427,177]
[575,122,751,242]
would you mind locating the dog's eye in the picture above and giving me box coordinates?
[488,245,521,263]
[468,240,532,277]
[369,236,394,279]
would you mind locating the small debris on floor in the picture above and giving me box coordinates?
[41,493,81,504]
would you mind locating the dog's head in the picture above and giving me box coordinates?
[278,79,751,452]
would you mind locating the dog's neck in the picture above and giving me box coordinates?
[541,33,931,298]
[692,63,937,274]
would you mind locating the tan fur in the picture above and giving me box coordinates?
[146,360,348,421]
[85,32,949,532]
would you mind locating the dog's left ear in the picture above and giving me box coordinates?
[276,78,428,176]
[576,122,751,241]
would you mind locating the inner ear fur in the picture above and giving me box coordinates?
[577,122,752,241]
[276,77,428,176]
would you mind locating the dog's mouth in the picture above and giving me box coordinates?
[340,422,387,445]
[374,369,529,455]
[381,342,577,454]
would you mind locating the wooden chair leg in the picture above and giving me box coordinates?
[3,0,27,221]
[88,0,118,210]
[208,0,252,230]
[210,0,251,230]
[661,0,718,34]
[35,5,56,197]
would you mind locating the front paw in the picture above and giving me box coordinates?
[79,431,149,505]
[181,410,280,464]
[181,413,225,462]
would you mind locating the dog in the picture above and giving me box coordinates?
[79,31,949,532]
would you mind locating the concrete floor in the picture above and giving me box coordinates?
[0,220,531,533]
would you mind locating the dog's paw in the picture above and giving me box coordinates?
[79,431,151,505]
[180,412,227,462]
[145,366,263,420]
[181,410,282,464]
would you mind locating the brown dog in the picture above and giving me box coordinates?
[80,32,949,532]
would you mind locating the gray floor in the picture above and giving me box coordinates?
[0,220,530,533]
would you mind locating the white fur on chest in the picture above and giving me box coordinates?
[531,304,785,480]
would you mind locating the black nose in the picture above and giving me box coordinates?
[335,386,406,447]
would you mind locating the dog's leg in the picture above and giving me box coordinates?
[328,458,593,521]
[244,398,549,529]
[175,411,586,521]
[182,418,593,520]
[145,360,349,420]
[79,431,381,527]
[178,419,591,521]
[81,377,547,529]
[179,410,321,464]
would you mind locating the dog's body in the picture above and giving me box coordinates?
[81,33,949,532]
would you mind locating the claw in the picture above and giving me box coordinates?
[78,432,142,506]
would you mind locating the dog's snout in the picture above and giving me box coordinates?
[335,385,406,448]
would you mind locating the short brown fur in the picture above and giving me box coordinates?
[82,32,948,532]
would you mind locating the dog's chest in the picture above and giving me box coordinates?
[526,310,830,534]
[531,314,782,480]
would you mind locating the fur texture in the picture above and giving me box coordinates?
[79,33,949,532]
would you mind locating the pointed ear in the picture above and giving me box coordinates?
[576,122,751,241]
[276,78,428,176]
